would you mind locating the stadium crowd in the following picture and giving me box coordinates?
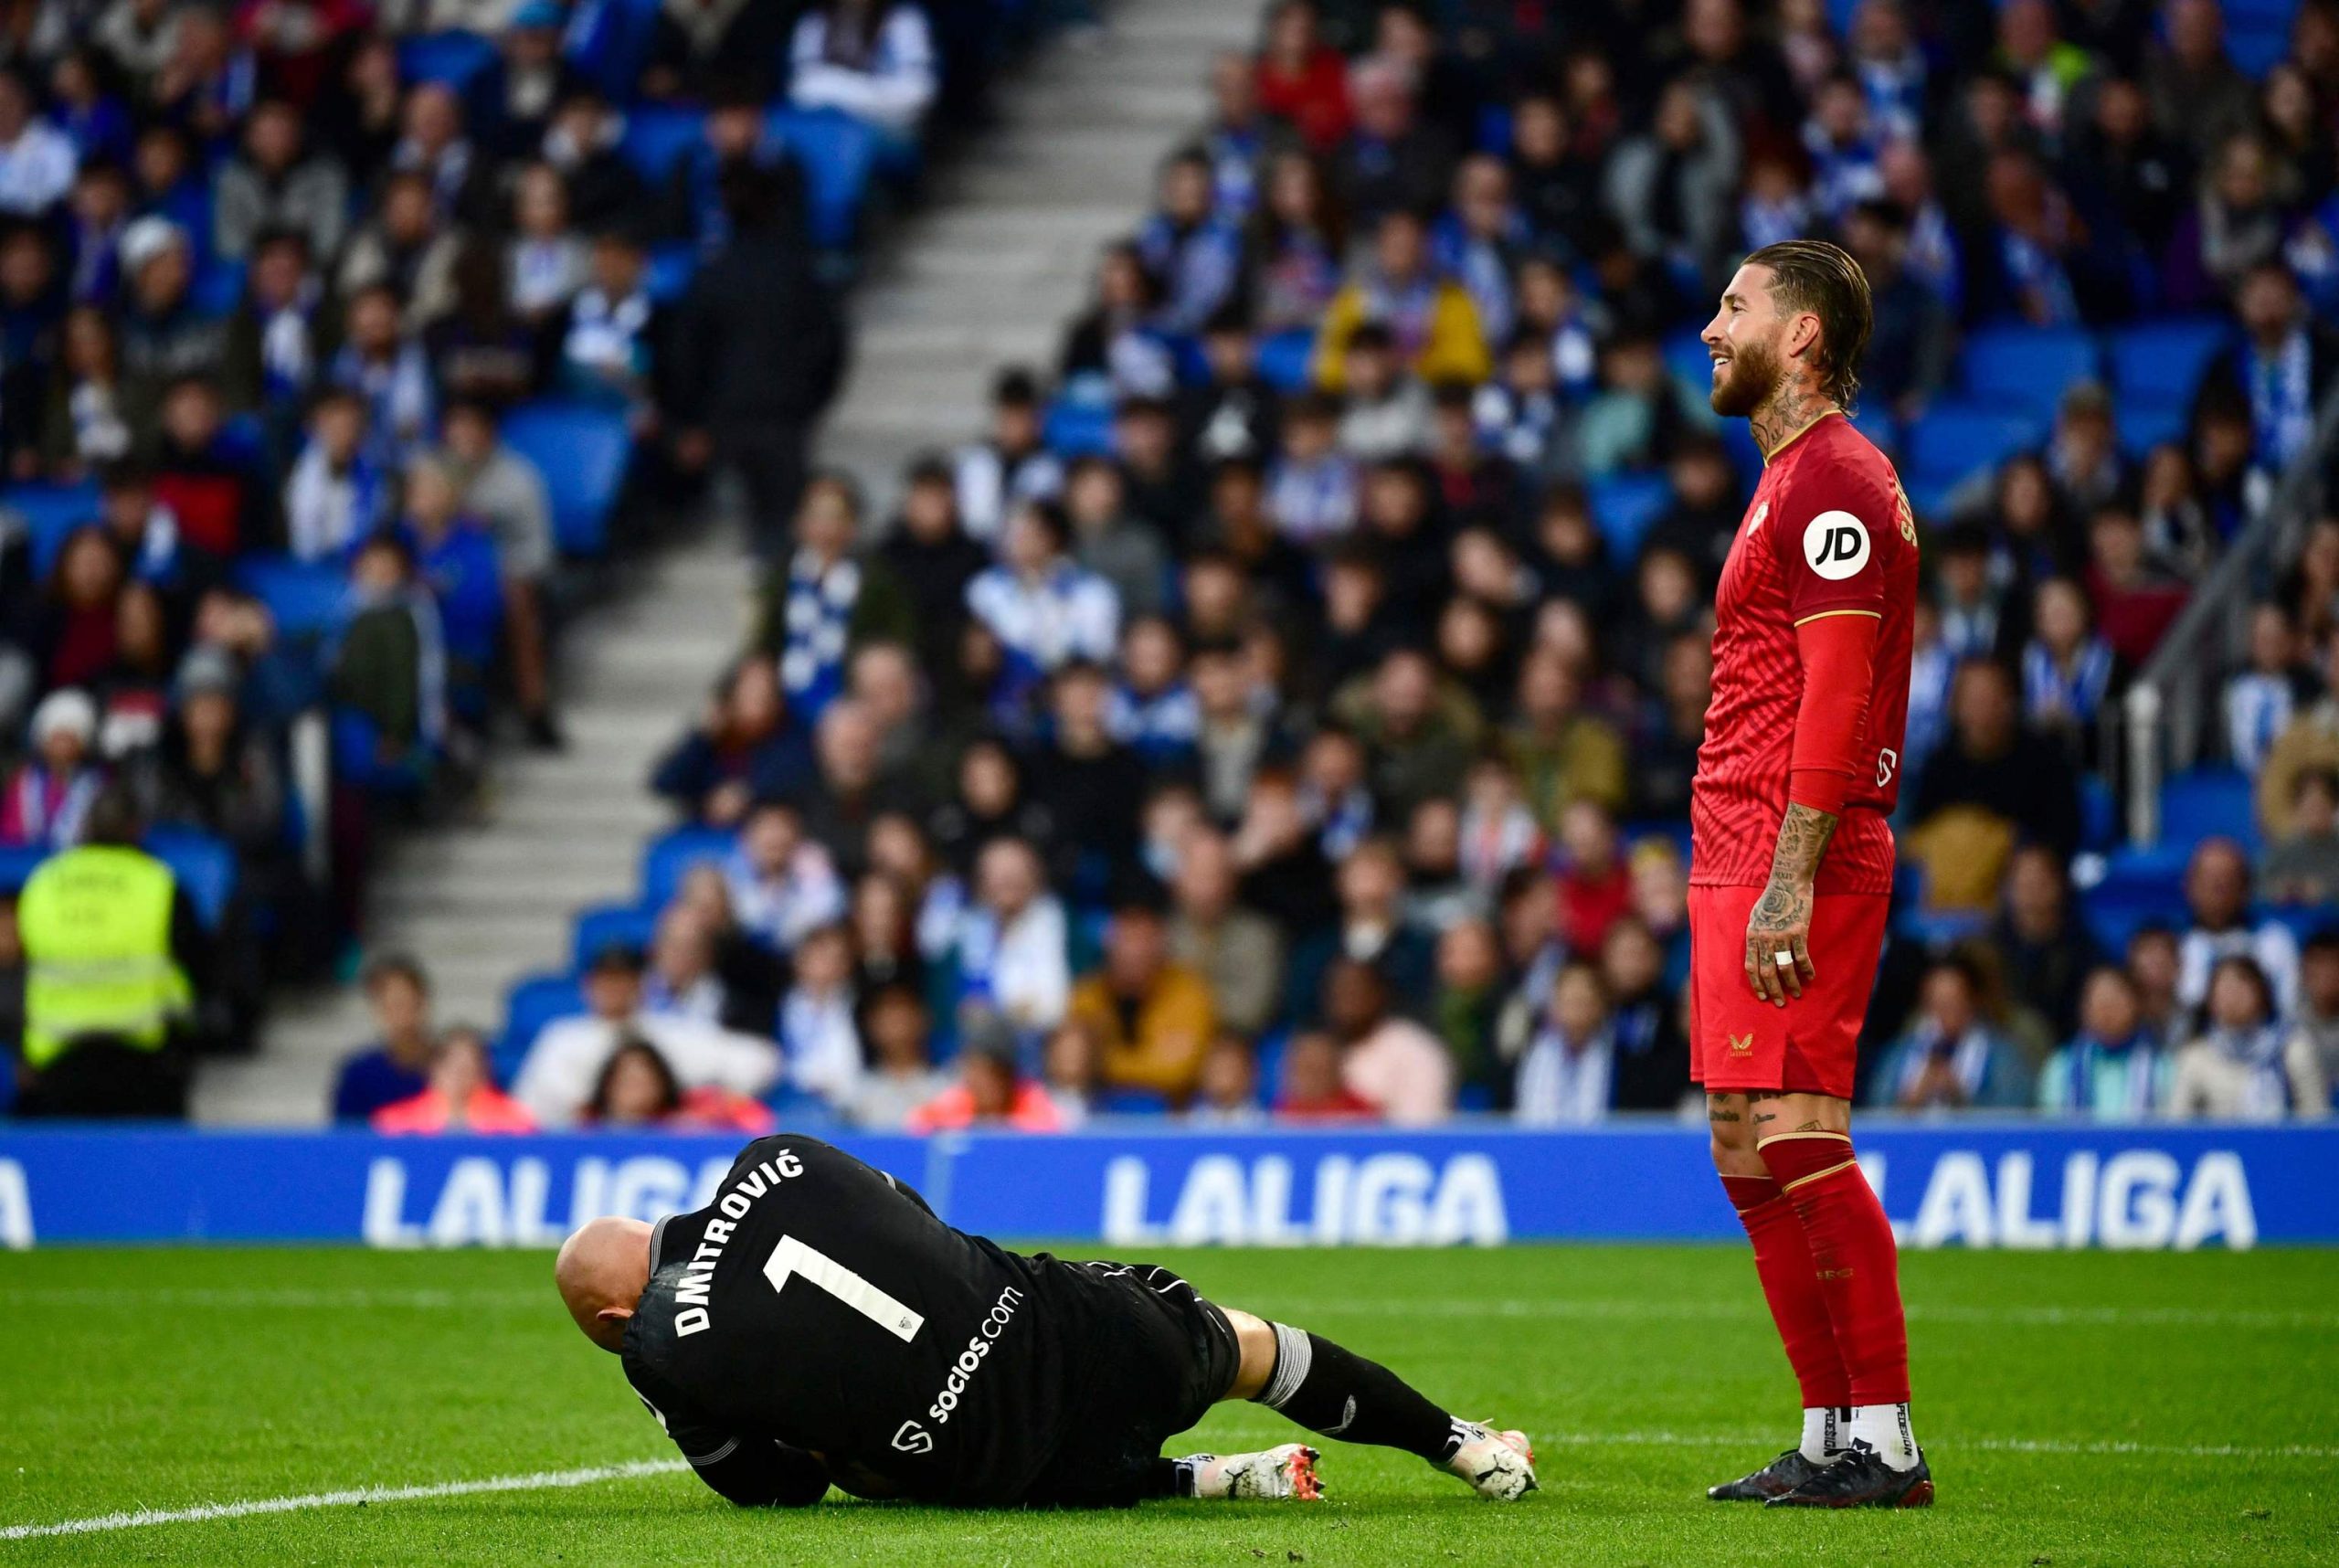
[0,0,1028,1107]
[10,0,2339,1130]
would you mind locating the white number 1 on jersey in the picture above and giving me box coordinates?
[762,1234,925,1342]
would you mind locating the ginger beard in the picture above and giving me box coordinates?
[1708,316,1787,418]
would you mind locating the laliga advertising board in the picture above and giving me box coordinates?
[0,1123,2328,1250]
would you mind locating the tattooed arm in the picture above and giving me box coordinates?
[1742,802,1837,1006]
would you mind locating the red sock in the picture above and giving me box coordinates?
[1721,1173,1850,1410]
[1756,1134,1911,1407]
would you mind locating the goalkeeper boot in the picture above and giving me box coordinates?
[1444,1421,1538,1499]
[1180,1444,1324,1500]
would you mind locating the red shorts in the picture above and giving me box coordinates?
[1687,885,1889,1101]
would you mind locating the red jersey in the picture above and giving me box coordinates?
[1691,412,1918,895]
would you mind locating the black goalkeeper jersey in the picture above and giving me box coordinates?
[619,1134,1076,1507]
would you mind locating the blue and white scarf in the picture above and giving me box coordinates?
[2247,330,2313,472]
[777,548,860,716]
[2022,635,2113,727]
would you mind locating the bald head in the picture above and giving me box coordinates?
[555,1215,653,1352]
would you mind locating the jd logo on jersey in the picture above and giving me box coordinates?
[1803,510,1870,580]
[892,1419,935,1454]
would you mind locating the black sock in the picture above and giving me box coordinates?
[1249,1323,1467,1463]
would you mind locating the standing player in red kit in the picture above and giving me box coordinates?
[1688,240,1931,1509]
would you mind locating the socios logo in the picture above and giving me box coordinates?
[1803,510,1870,579]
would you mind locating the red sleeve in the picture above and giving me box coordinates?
[1787,611,1879,818]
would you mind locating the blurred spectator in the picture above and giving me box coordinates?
[1188,1031,1264,1125]
[1605,78,1740,290]
[2176,837,2301,1013]
[667,164,845,559]
[2127,923,2188,1045]
[879,453,989,683]
[786,0,937,143]
[966,500,1120,698]
[1040,1015,1099,1126]
[651,657,813,827]
[953,835,1069,1035]
[330,953,433,1122]
[1868,956,2036,1111]
[750,472,914,720]
[2196,261,2338,478]
[511,941,780,1128]
[373,1028,536,1133]
[1599,915,1692,1112]
[905,1022,1062,1133]
[1513,959,1622,1126]
[2226,601,2313,777]
[1505,647,1625,832]
[4,687,103,848]
[842,982,947,1129]
[330,527,448,794]
[439,399,559,747]
[1841,198,1950,421]
[1554,800,1630,957]
[328,282,435,471]
[2038,966,2171,1119]
[1321,956,1451,1125]
[284,389,386,561]
[1138,148,1240,336]
[2083,503,2189,667]
[2261,769,2339,906]
[1274,1027,1374,1119]
[0,68,79,217]
[724,797,845,956]
[2169,954,2327,1118]
[777,923,862,1109]
[2259,638,2339,839]
[132,647,282,873]
[1994,842,2101,1041]
[2288,932,2339,1097]
[212,98,344,261]
[1167,824,1283,1036]
[585,1036,774,1133]
[1906,659,2081,905]
[1070,897,1215,1103]
[13,787,206,1117]
[2019,577,2113,758]
[1314,208,1486,393]
[1429,914,1503,1099]
[949,369,1062,547]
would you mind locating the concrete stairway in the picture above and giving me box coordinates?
[196,0,1260,1124]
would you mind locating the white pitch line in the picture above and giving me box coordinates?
[7,1289,2330,1331]
[1252,1297,2339,1330]
[8,1425,2334,1542]
[0,1459,689,1542]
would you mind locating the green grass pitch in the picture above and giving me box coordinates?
[2,1244,2334,1565]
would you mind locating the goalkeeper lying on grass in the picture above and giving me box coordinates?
[556,1133,1536,1508]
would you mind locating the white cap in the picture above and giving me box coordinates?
[29,686,97,747]
[121,215,185,274]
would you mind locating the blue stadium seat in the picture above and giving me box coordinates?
[2160,765,2258,853]
[192,257,246,316]
[571,900,659,969]
[2262,904,2339,948]
[2080,772,2118,853]
[768,107,883,251]
[1661,329,1710,392]
[2115,398,2187,458]
[0,843,45,893]
[11,482,102,577]
[1042,400,1115,457]
[640,825,736,909]
[1588,471,1672,564]
[567,0,661,101]
[1958,326,2101,419]
[646,242,697,302]
[2108,317,2229,407]
[1256,328,1316,391]
[1906,403,2044,488]
[2228,21,2290,75]
[500,401,631,557]
[1095,1088,1170,1116]
[497,971,586,1078]
[619,106,705,182]
[1845,403,1900,459]
[397,31,498,90]
[233,554,348,643]
[144,826,235,927]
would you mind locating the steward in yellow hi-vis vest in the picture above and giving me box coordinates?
[15,789,206,1118]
